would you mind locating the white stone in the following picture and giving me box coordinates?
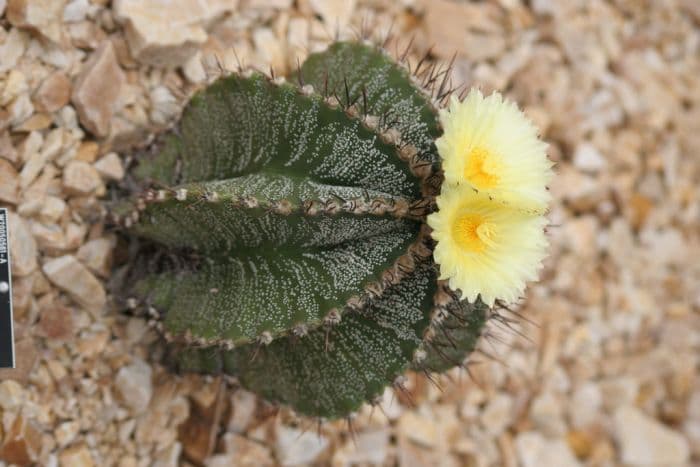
[42,255,106,311]
[149,85,179,126]
[530,392,567,437]
[573,142,606,173]
[0,28,29,73]
[569,382,602,428]
[515,432,581,467]
[228,389,257,433]
[333,428,388,466]
[275,424,329,466]
[480,393,513,436]
[252,28,285,71]
[19,127,64,188]
[614,406,690,465]
[63,0,88,22]
[183,51,207,84]
[93,152,124,181]
[115,358,153,413]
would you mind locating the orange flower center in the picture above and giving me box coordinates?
[464,147,501,190]
[452,213,494,252]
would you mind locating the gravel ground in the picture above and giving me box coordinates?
[1,0,699,466]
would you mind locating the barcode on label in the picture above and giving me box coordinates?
[0,208,14,368]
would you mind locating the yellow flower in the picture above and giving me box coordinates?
[436,90,553,212]
[427,186,548,306]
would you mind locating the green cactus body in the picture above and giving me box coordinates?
[118,41,489,419]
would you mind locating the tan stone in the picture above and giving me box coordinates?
[0,380,25,410]
[63,160,103,196]
[93,152,124,181]
[0,415,43,465]
[39,196,67,223]
[14,112,52,132]
[74,141,100,163]
[0,28,29,73]
[113,0,236,67]
[76,236,114,277]
[7,211,38,277]
[58,443,94,467]
[55,421,80,448]
[72,41,126,137]
[37,304,74,341]
[0,132,18,164]
[0,159,19,204]
[42,255,106,311]
[6,0,66,43]
[308,0,355,29]
[614,406,690,466]
[33,71,72,113]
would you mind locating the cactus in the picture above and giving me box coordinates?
[115,41,494,420]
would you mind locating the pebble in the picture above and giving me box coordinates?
[0,380,26,410]
[480,393,514,436]
[42,255,106,311]
[113,0,234,67]
[227,389,257,433]
[275,424,329,466]
[308,0,355,30]
[63,160,103,195]
[332,428,389,466]
[6,0,66,43]
[614,406,690,465]
[217,433,274,466]
[149,85,179,126]
[33,71,72,113]
[37,304,75,341]
[569,382,602,428]
[76,236,114,278]
[93,152,124,181]
[115,358,153,413]
[573,142,606,173]
[153,442,182,467]
[252,28,286,72]
[72,40,126,137]
[8,211,38,277]
[515,432,581,467]
[397,411,438,448]
[0,28,28,73]
[530,392,567,437]
[0,414,43,465]
[0,158,19,204]
[63,0,89,23]
[39,196,67,223]
[58,443,95,467]
[55,421,80,448]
